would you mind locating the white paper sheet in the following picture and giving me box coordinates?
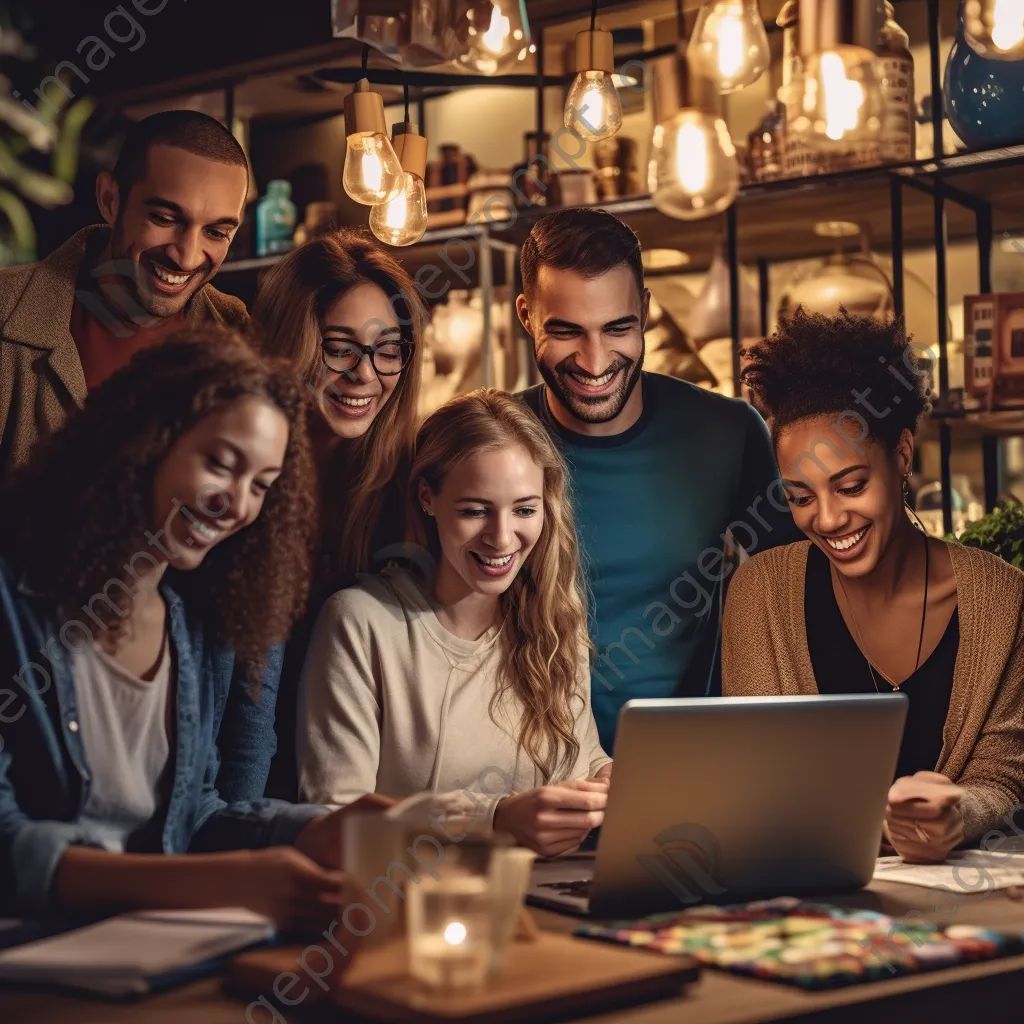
[874,850,1024,890]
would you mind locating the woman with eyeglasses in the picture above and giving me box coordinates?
[220,231,424,802]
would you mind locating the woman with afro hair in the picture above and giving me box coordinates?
[724,310,1024,864]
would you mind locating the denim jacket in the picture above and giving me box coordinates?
[211,642,286,803]
[0,557,324,916]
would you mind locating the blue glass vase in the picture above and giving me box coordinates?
[943,0,1024,148]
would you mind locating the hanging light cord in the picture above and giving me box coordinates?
[404,81,410,125]
[676,0,684,42]
[361,42,369,75]
[590,0,598,68]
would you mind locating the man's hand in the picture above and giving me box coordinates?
[494,779,608,858]
[884,771,965,864]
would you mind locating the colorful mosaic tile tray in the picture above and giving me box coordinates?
[574,896,1024,990]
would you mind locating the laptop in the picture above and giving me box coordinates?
[527,694,908,917]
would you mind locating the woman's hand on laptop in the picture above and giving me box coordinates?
[884,771,965,864]
[493,779,608,858]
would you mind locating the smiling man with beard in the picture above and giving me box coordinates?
[0,110,249,479]
[517,208,799,753]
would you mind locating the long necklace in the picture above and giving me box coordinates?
[833,529,930,693]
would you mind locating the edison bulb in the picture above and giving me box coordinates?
[790,46,883,150]
[369,172,428,246]
[965,0,1024,59]
[343,133,404,205]
[648,110,739,221]
[564,71,622,142]
[454,0,530,74]
[688,0,771,94]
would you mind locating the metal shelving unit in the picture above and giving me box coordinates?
[216,2,1024,535]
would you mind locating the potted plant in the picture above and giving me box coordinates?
[952,500,1024,570]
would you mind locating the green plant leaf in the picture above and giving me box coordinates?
[0,137,73,207]
[953,500,1024,566]
[52,97,94,184]
[0,187,37,262]
[0,93,57,151]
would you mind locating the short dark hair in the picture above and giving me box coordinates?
[112,109,248,199]
[741,309,931,451]
[520,208,644,299]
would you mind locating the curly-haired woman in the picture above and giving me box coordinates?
[297,388,612,857]
[723,310,1024,864]
[244,230,424,800]
[0,330,365,924]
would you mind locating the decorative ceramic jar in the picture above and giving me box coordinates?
[944,0,1024,148]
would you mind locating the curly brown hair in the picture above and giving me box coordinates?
[0,328,315,676]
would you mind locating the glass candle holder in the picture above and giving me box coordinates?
[407,873,493,990]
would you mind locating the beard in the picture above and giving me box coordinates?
[105,219,210,321]
[539,342,645,425]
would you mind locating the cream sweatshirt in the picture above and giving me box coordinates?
[297,566,611,827]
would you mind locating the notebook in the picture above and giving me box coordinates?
[0,908,274,997]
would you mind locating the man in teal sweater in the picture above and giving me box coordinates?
[517,209,798,753]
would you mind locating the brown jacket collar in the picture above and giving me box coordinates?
[1,225,247,404]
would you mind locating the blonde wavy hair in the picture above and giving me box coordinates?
[408,388,591,781]
[252,229,424,592]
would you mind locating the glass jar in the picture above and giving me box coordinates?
[776,1,865,174]
[776,0,912,172]
[748,101,786,182]
[878,1,915,163]
[777,0,819,178]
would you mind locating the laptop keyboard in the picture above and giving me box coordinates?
[538,878,592,897]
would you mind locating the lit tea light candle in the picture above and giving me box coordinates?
[408,876,493,990]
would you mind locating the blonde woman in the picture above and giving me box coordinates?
[297,389,612,857]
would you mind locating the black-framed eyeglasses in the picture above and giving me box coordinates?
[320,338,415,377]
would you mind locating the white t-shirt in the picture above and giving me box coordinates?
[71,637,172,851]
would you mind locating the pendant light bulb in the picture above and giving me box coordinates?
[564,28,622,142]
[648,53,739,221]
[649,111,740,220]
[688,0,771,94]
[964,0,1024,60]
[789,0,884,150]
[454,0,531,74]
[343,80,404,206]
[369,123,429,247]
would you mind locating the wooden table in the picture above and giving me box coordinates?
[4,878,1024,1024]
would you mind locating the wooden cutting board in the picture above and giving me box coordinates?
[230,932,699,1023]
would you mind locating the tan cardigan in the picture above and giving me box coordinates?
[722,540,1024,842]
[0,226,248,478]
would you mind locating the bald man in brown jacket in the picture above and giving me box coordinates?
[0,110,249,479]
